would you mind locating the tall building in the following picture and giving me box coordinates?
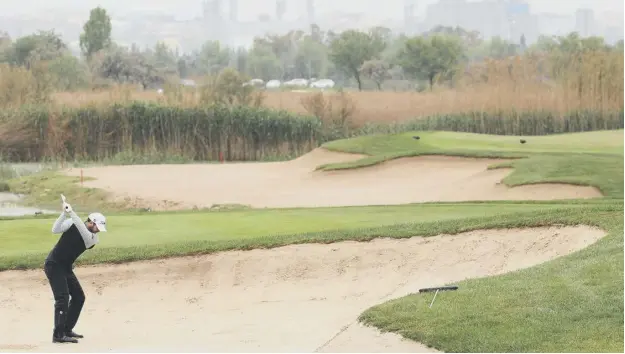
[229,0,237,22]
[575,8,595,37]
[307,0,315,25]
[202,0,222,19]
[404,0,416,34]
[276,0,286,21]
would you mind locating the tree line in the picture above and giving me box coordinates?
[0,6,623,96]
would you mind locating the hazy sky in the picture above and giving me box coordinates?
[3,0,623,23]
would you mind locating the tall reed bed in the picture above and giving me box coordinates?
[0,101,322,163]
[356,109,624,136]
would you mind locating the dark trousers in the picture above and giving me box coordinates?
[43,261,85,338]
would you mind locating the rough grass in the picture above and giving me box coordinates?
[359,206,624,353]
[5,172,123,212]
[318,130,624,198]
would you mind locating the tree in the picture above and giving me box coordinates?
[196,40,231,75]
[79,7,112,59]
[5,30,66,68]
[294,34,329,79]
[253,30,305,80]
[151,41,179,76]
[359,59,391,90]
[89,44,167,89]
[398,34,465,89]
[329,29,385,90]
[246,43,282,80]
[47,54,91,90]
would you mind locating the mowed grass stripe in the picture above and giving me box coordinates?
[0,204,619,272]
[0,203,573,264]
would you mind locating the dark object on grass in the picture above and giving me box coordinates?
[419,285,459,308]
[413,136,420,140]
[520,139,527,144]
[35,211,43,216]
[419,285,458,293]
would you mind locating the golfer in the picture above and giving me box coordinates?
[44,196,107,344]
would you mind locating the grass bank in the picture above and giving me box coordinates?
[0,202,585,270]
[6,171,130,212]
[319,130,624,198]
[359,206,623,353]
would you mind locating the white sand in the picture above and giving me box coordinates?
[62,148,602,210]
[0,226,606,352]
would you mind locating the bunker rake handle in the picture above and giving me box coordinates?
[418,285,459,308]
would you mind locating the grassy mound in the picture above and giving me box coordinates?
[318,130,624,198]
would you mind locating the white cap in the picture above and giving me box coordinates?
[88,212,107,232]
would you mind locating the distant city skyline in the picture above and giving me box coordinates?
[1,0,621,51]
[2,0,623,24]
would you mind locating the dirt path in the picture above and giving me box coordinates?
[62,149,602,210]
[0,226,605,352]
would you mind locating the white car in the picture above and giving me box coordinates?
[265,80,281,89]
[243,78,265,87]
[283,78,309,87]
[310,79,335,89]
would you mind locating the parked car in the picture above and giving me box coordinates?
[265,79,282,89]
[310,79,335,89]
[283,78,309,88]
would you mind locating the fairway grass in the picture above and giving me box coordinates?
[0,202,588,270]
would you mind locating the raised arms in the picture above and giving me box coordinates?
[51,212,72,234]
[53,195,99,249]
[67,209,99,249]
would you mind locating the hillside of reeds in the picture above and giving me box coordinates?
[0,50,623,164]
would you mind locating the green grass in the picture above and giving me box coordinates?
[319,130,624,198]
[359,206,623,353]
[0,202,582,269]
[323,130,624,156]
[5,172,128,212]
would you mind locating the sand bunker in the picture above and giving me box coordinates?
[63,149,602,210]
[0,226,605,352]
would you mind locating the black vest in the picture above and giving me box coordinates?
[46,224,94,268]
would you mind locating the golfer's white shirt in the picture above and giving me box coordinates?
[51,211,99,249]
